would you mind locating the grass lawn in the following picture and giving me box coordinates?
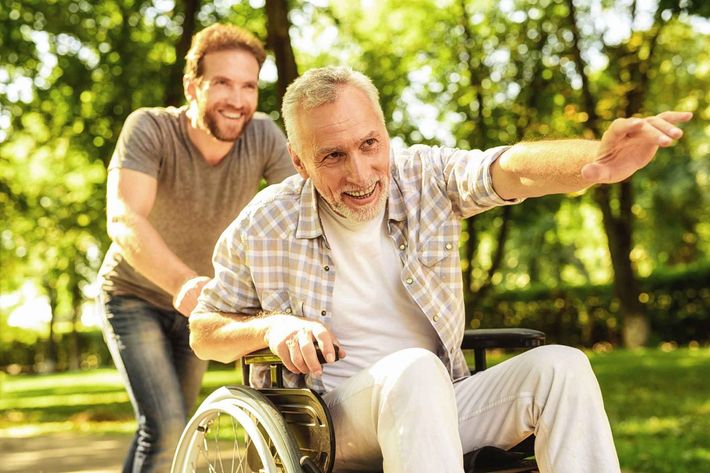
[1,346,708,472]
[588,347,710,473]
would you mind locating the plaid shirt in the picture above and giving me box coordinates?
[197,144,518,392]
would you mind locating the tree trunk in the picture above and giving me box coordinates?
[458,0,490,304]
[68,281,82,371]
[592,185,648,346]
[43,282,59,373]
[600,12,663,347]
[527,233,545,284]
[164,0,201,106]
[265,0,299,106]
[475,206,513,301]
[565,0,658,347]
[68,305,81,371]
[463,218,477,299]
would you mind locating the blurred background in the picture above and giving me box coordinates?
[2,0,708,373]
[0,0,708,471]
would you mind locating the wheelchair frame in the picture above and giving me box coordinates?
[171,328,545,473]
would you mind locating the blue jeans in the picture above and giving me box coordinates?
[100,293,208,473]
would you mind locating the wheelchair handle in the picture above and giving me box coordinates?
[242,344,342,388]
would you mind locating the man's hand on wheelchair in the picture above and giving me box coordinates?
[173,275,211,317]
[264,315,346,376]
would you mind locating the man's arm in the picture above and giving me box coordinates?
[491,111,692,200]
[189,308,344,375]
[106,168,209,315]
[188,310,272,363]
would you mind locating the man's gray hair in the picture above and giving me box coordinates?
[282,66,385,155]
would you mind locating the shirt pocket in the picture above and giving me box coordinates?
[300,298,328,321]
[417,237,454,268]
[259,289,294,314]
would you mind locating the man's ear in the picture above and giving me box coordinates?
[183,75,197,103]
[288,144,310,179]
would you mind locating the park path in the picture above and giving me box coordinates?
[0,433,127,473]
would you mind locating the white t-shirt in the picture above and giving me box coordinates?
[318,200,439,391]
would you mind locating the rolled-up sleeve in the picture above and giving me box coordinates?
[194,222,261,316]
[438,145,523,218]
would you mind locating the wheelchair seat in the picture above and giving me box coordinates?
[171,328,544,473]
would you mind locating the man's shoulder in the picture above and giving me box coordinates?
[391,144,443,180]
[232,174,306,237]
[126,106,182,124]
[251,111,275,123]
[392,144,439,164]
[121,106,183,140]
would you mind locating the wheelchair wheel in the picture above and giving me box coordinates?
[171,386,303,473]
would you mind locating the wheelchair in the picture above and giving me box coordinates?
[171,328,545,473]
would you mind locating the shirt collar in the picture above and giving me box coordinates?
[386,153,406,223]
[295,179,323,239]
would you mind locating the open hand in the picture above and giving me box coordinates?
[582,111,693,184]
[265,315,345,376]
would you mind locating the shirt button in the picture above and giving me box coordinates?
[285,307,292,314]
[320,310,327,316]
[399,243,407,250]
[445,243,453,250]
[433,313,441,322]
[406,277,414,285]
[323,265,330,271]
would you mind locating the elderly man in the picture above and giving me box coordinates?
[189,66,691,473]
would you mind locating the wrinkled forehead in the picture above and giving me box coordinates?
[299,86,385,154]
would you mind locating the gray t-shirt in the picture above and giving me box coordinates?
[99,106,295,310]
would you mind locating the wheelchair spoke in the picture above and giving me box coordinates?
[174,396,298,473]
[241,419,253,472]
[231,419,238,472]
[214,413,225,472]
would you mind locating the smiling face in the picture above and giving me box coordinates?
[186,48,259,142]
[289,85,391,223]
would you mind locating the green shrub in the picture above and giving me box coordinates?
[468,264,710,346]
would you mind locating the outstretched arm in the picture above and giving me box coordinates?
[491,111,692,200]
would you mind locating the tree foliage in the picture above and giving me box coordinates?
[302,0,709,345]
[0,0,281,369]
[1,0,708,369]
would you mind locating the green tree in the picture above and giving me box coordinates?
[0,0,297,370]
[302,0,709,345]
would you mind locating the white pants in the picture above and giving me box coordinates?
[321,346,620,473]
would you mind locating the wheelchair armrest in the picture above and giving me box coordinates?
[243,329,546,380]
[243,348,282,366]
[462,328,545,373]
[462,328,545,350]
[242,348,286,388]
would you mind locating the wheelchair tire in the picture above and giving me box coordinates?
[171,386,303,473]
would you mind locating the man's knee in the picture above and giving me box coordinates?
[390,347,447,377]
[525,345,596,385]
[380,348,451,401]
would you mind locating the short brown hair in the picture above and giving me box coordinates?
[184,24,266,80]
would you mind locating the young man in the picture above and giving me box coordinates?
[98,24,294,472]
[189,66,691,472]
